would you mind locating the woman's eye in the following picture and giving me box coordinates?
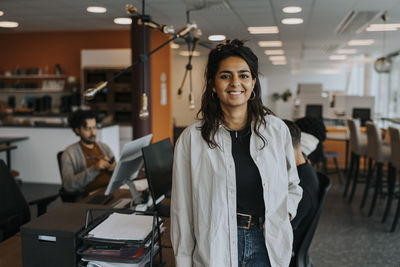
[220,74,230,79]
[240,74,249,79]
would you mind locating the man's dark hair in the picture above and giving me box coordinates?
[68,110,97,135]
[197,39,274,149]
[283,119,301,148]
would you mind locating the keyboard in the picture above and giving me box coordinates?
[87,194,114,205]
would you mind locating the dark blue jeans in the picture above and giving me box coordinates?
[237,226,271,267]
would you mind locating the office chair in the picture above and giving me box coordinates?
[57,151,85,203]
[293,172,331,267]
[352,108,371,127]
[0,159,58,241]
[142,138,174,217]
[305,105,323,120]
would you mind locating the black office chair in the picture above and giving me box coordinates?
[305,105,323,120]
[0,160,59,241]
[292,172,331,267]
[352,108,371,127]
[142,138,174,217]
[57,151,85,203]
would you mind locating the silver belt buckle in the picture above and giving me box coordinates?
[237,213,252,230]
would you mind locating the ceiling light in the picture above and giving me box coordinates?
[208,35,226,41]
[0,21,19,28]
[336,49,357,54]
[329,55,347,60]
[348,39,375,46]
[272,61,287,65]
[264,49,285,55]
[0,11,4,16]
[179,51,200,57]
[366,23,400,31]
[318,69,342,75]
[86,6,107,13]
[114,18,132,25]
[258,41,282,47]
[248,26,279,34]
[282,6,302,14]
[170,43,180,49]
[269,56,286,61]
[281,18,303,25]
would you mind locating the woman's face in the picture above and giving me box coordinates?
[213,56,256,113]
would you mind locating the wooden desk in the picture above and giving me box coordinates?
[326,131,350,171]
[0,136,28,170]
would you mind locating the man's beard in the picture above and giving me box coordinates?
[81,135,96,145]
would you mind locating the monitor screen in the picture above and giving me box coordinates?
[104,134,153,202]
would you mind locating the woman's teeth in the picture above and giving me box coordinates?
[229,91,242,95]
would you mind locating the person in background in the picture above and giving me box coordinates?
[283,119,320,266]
[171,39,302,267]
[61,110,116,193]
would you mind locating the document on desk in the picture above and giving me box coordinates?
[88,213,153,241]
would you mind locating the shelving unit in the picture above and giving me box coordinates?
[0,74,69,111]
[83,68,133,124]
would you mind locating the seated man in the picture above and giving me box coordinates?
[283,120,320,265]
[61,110,116,193]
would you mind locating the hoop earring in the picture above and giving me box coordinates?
[212,91,218,100]
[249,91,255,100]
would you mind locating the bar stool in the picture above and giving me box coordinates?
[345,119,367,202]
[360,122,391,217]
[384,127,400,232]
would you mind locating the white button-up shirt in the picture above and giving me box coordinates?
[171,115,302,267]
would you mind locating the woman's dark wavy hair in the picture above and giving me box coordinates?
[197,39,274,148]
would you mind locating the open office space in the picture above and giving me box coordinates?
[1,0,400,266]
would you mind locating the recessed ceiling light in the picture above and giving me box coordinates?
[336,49,357,54]
[282,6,302,14]
[170,43,180,49]
[272,61,287,65]
[0,11,4,16]
[179,51,200,57]
[0,21,19,28]
[208,35,226,41]
[248,26,279,34]
[258,41,282,47]
[348,39,375,46]
[87,6,107,13]
[281,18,304,25]
[329,55,347,60]
[264,49,285,55]
[114,18,132,25]
[269,56,286,61]
[366,23,400,31]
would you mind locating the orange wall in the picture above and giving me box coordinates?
[0,30,172,142]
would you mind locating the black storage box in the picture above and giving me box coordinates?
[21,203,103,267]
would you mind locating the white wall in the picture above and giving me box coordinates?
[171,51,207,127]
[0,125,119,184]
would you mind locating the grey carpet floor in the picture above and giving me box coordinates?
[309,176,400,267]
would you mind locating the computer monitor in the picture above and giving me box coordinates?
[104,134,153,205]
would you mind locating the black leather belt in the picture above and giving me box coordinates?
[237,213,265,230]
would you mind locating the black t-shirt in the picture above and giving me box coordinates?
[229,126,265,217]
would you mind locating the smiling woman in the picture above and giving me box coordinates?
[170,39,302,267]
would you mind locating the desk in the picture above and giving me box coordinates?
[326,131,350,171]
[0,145,17,168]
[19,182,61,216]
[0,136,28,170]
[0,189,174,267]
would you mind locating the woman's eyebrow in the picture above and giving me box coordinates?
[218,69,250,74]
